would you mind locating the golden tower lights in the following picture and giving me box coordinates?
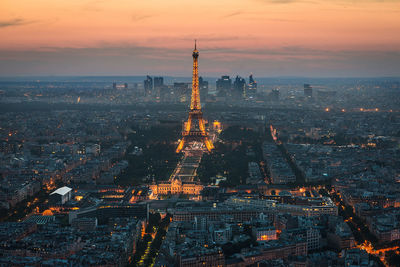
[176,41,214,153]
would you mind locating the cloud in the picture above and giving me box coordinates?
[132,14,152,22]
[0,44,399,77]
[222,11,244,18]
[269,0,300,3]
[180,36,243,42]
[256,0,315,4]
[82,0,107,12]
[140,35,256,46]
[257,0,400,4]
[0,18,35,28]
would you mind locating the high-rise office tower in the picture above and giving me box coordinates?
[270,88,280,101]
[174,82,189,95]
[112,82,117,89]
[153,77,164,97]
[247,74,257,97]
[199,76,209,102]
[154,77,164,89]
[216,76,232,96]
[304,84,312,98]
[233,76,246,98]
[144,75,153,95]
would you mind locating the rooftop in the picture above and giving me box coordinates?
[50,186,72,196]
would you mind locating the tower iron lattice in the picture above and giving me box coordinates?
[176,41,214,153]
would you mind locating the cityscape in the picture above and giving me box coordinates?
[1,1,400,267]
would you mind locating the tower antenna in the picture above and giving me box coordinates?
[176,42,214,153]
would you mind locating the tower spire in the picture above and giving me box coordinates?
[176,43,214,153]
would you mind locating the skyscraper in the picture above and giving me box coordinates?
[304,84,313,98]
[174,82,190,102]
[153,77,164,97]
[199,76,209,102]
[154,77,164,89]
[144,75,153,96]
[216,76,232,96]
[233,75,246,98]
[247,74,257,97]
[270,88,280,101]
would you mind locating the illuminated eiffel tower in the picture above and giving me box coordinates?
[176,41,214,153]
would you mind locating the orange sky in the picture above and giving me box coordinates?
[0,0,399,76]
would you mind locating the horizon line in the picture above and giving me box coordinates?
[0,75,399,79]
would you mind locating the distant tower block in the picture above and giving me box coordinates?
[176,41,214,153]
[304,84,313,98]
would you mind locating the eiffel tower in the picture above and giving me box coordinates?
[176,41,214,153]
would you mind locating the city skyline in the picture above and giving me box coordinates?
[0,18,399,264]
[1,0,400,77]
[1,1,400,266]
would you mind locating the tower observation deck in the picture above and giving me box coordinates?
[176,41,214,153]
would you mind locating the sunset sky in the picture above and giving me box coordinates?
[0,0,399,77]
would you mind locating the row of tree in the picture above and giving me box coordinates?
[116,125,181,186]
[129,213,171,266]
[197,126,265,187]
